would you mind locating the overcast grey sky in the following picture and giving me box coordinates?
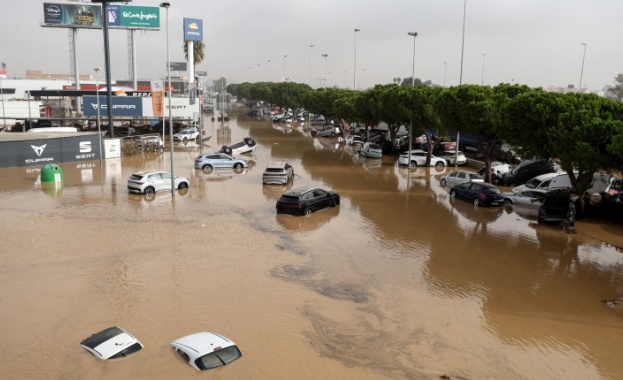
[2,0,622,91]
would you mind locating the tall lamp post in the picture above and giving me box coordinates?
[94,67,102,161]
[267,59,271,81]
[480,53,486,84]
[408,32,417,164]
[579,42,587,93]
[160,2,175,196]
[322,54,328,87]
[443,61,448,87]
[309,44,314,87]
[354,29,360,89]
[283,55,287,82]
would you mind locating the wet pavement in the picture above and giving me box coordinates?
[1,104,623,380]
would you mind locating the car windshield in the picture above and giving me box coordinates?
[524,177,542,189]
[484,187,502,195]
[468,173,482,180]
[195,346,242,370]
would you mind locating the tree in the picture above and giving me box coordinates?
[364,84,412,154]
[606,73,623,100]
[214,77,227,92]
[408,85,443,158]
[183,41,205,65]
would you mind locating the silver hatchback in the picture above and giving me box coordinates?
[263,162,294,185]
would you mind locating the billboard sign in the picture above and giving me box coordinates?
[183,18,203,42]
[43,3,159,30]
[43,3,102,28]
[107,5,160,29]
[169,62,187,71]
[83,96,143,117]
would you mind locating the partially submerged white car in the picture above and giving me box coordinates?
[80,326,143,360]
[171,332,242,371]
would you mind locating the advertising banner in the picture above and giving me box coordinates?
[43,3,102,28]
[150,80,164,117]
[183,18,203,42]
[43,3,158,30]
[83,96,143,117]
[0,134,101,168]
[107,5,160,29]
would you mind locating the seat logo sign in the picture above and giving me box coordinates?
[31,144,47,156]
[26,144,54,164]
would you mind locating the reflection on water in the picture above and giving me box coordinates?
[1,106,623,380]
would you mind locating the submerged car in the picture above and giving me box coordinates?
[219,137,257,155]
[437,150,467,166]
[171,332,242,371]
[502,188,549,207]
[127,171,190,195]
[263,161,294,185]
[134,135,164,151]
[477,161,513,182]
[359,142,383,158]
[194,153,248,171]
[449,181,504,207]
[80,326,143,360]
[439,170,484,188]
[173,129,200,143]
[276,186,340,216]
[538,189,576,226]
[499,158,557,187]
[398,149,446,168]
[345,134,364,146]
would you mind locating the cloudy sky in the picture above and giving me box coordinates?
[2,0,623,91]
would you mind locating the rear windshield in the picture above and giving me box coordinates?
[129,174,145,181]
[265,168,285,173]
[195,346,242,370]
[484,187,502,195]
[109,342,143,359]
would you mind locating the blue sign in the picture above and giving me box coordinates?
[106,5,121,27]
[83,96,143,117]
[183,18,203,42]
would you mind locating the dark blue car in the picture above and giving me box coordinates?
[449,181,504,207]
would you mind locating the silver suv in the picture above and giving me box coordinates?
[262,162,294,185]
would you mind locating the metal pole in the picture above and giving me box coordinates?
[309,45,314,87]
[160,2,174,196]
[95,67,102,162]
[0,76,5,131]
[579,42,587,92]
[481,53,485,84]
[354,29,360,90]
[322,54,328,87]
[459,0,466,86]
[267,59,270,81]
[408,32,417,164]
[102,1,115,137]
[283,55,287,81]
[443,61,447,87]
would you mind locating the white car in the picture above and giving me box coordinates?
[345,135,364,146]
[440,170,484,187]
[171,332,242,371]
[437,150,467,166]
[477,161,513,178]
[80,326,143,360]
[398,149,446,168]
[502,188,549,207]
[173,129,200,143]
[127,170,190,196]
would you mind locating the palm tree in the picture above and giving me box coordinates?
[183,41,205,65]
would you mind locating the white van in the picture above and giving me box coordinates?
[512,172,573,193]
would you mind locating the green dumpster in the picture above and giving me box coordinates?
[41,164,64,183]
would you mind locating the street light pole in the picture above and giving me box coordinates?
[354,29,360,89]
[309,44,314,88]
[443,61,448,87]
[459,0,467,85]
[283,55,287,82]
[160,2,174,196]
[481,53,485,84]
[579,42,587,93]
[322,54,328,87]
[94,67,102,161]
[267,59,271,81]
[408,32,417,165]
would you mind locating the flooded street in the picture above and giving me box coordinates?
[2,104,623,380]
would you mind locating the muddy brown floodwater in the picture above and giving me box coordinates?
[2,104,623,380]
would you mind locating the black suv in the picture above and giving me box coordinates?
[276,186,340,216]
[499,158,557,187]
[538,189,576,226]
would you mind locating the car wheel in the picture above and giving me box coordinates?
[440,179,447,187]
[450,190,456,198]
[182,137,188,145]
[473,198,480,207]
[331,132,335,137]
[435,161,444,168]
[178,182,188,190]
[410,161,417,168]
[303,208,312,216]
[234,163,243,169]
[503,199,513,206]
[202,164,213,172]
[144,186,155,196]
